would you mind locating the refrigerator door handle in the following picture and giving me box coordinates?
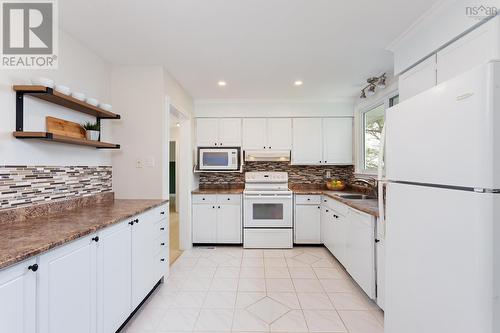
[377,124,387,224]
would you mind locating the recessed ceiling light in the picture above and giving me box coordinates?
[176,122,180,127]
[294,80,303,86]
[218,81,227,87]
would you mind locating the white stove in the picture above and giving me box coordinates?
[243,172,293,248]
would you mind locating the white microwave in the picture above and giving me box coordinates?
[198,147,240,171]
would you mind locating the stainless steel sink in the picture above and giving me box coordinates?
[337,194,375,200]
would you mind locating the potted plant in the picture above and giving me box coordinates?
[82,121,100,141]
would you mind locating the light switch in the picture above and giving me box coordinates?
[135,159,143,168]
[145,156,155,168]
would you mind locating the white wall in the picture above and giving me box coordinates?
[194,100,354,118]
[388,0,499,74]
[110,66,167,199]
[0,31,112,166]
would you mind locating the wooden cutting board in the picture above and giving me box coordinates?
[46,116,86,139]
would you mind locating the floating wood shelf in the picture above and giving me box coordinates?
[13,131,120,149]
[13,85,120,119]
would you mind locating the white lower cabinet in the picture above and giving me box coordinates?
[319,196,376,299]
[294,195,321,244]
[38,235,97,333]
[376,237,385,310]
[97,220,132,333]
[192,194,242,244]
[0,259,37,333]
[0,204,168,333]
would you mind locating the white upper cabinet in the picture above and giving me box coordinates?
[323,118,353,165]
[267,118,292,150]
[218,118,242,146]
[292,118,352,165]
[242,118,267,150]
[0,259,37,333]
[292,118,323,164]
[242,118,292,150]
[437,18,500,84]
[399,54,436,102]
[196,118,241,147]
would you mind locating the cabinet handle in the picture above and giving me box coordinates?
[160,227,165,231]
[218,206,221,209]
[160,258,166,262]
[161,242,166,246]
[160,211,165,215]
[307,198,310,201]
[269,146,272,149]
[28,264,38,272]
[318,206,320,209]
[134,219,139,224]
[202,198,206,201]
[324,199,327,202]
[212,206,215,209]
[325,161,327,163]
[220,143,223,146]
[263,146,266,149]
[375,239,380,243]
[92,236,99,242]
[128,221,134,225]
[326,209,329,212]
[227,198,230,201]
[319,161,322,163]
[215,143,218,146]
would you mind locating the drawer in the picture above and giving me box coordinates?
[192,194,217,204]
[217,194,241,205]
[295,195,321,205]
[322,195,349,216]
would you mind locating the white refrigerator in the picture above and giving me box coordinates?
[383,61,500,333]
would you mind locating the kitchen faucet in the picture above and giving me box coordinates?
[350,177,378,198]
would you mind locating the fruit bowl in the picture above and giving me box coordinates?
[326,180,346,191]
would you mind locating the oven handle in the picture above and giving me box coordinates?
[244,194,293,198]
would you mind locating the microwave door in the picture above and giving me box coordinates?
[201,151,232,170]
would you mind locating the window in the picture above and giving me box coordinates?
[360,94,399,173]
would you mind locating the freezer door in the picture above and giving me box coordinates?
[385,182,496,333]
[385,61,499,189]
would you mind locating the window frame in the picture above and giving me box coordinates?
[358,91,399,175]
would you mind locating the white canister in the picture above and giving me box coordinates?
[86,130,100,141]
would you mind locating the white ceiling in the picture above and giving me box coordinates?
[59,0,438,100]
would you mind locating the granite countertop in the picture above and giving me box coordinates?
[0,199,167,270]
[192,187,244,194]
[292,187,379,217]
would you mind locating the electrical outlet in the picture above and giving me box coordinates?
[135,159,143,168]
[326,170,331,179]
[145,156,155,168]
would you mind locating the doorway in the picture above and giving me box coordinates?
[169,116,182,264]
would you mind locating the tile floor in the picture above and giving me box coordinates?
[122,246,384,333]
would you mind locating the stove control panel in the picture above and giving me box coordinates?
[245,172,288,183]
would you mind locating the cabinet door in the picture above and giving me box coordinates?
[38,236,97,333]
[294,204,321,244]
[0,259,36,333]
[321,206,333,250]
[192,204,217,243]
[242,118,267,150]
[399,54,436,102]
[97,221,132,333]
[322,118,353,164]
[219,118,242,146]
[292,118,323,164]
[131,214,156,309]
[216,204,242,243]
[331,212,347,265]
[346,209,375,298]
[267,118,292,150]
[376,238,385,310]
[437,19,499,84]
[196,118,219,147]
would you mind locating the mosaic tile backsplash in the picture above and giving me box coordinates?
[198,161,355,186]
[0,166,112,210]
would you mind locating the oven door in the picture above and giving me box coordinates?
[244,193,292,228]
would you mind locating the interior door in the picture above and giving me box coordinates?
[292,118,323,164]
[97,221,132,333]
[267,118,292,150]
[242,118,267,150]
[38,236,97,333]
[322,118,353,164]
